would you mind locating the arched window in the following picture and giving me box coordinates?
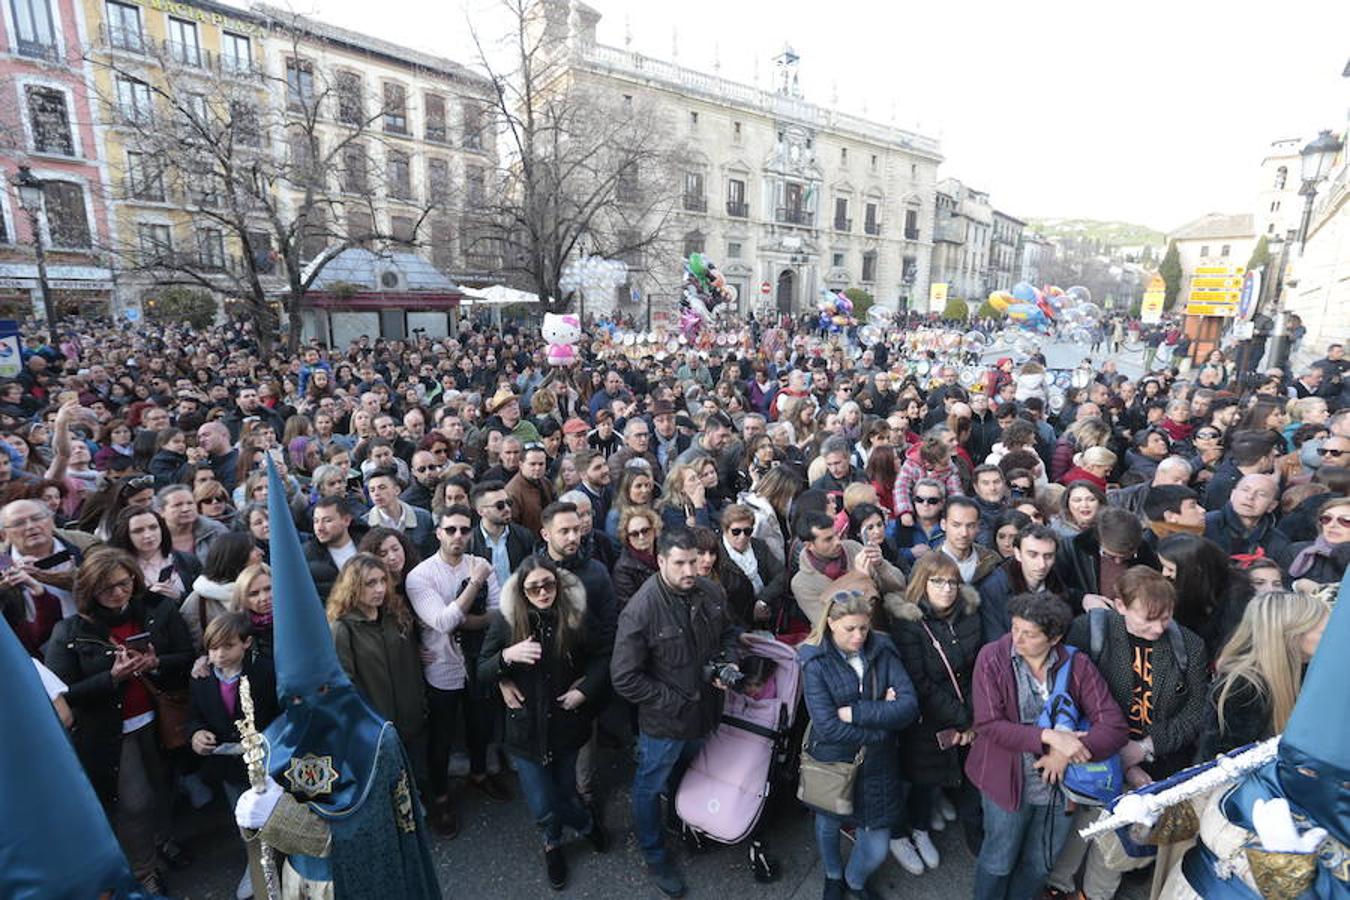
[1274,166,1287,190]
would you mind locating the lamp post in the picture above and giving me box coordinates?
[1268,130,1345,370]
[11,166,59,346]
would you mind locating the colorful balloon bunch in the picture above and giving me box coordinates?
[986,281,1104,338]
[817,289,856,333]
[680,253,736,339]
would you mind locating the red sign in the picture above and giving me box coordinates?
[760,281,771,295]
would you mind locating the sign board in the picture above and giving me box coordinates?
[760,281,771,295]
[0,320,21,378]
[1185,264,1245,317]
[1231,321,1255,340]
[1237,268,1261,321]
[1140,289,1165,324]
[929,283,949,306]
[630,288,641,304]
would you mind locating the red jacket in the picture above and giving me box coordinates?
[965,634,1127,812]
[1057,466,1107,491]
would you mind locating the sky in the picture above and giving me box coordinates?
[276,0,1349,232]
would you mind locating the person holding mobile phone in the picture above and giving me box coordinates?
[44,548,195,894]
[0,498,99,653]
[108,506,197,604]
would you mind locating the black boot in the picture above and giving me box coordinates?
[545,847,567,891]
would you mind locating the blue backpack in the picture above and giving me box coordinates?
[1036,646,1125,805]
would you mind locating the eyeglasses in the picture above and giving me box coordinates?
[1319,513,1350,528]
[124,476,154,490]
[913,496,943,505]
[524,578,557,597]
[201,496,226,505]
[100,577,134,596]
[1195,431,1220,440]
[438,525,472,535]
[928,577,960,589]
[1317,446,1348,457]
[413,465,439,473]
[627,525,653,539]
[483,499,512,511]
[3,512,52,529]
[728,526,753,537]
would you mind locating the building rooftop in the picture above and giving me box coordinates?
[1169,212,1255,241]
[306,248,459,292]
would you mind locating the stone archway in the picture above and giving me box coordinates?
[776,268,795,315]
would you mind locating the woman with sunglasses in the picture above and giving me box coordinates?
[890,553,982,875]
[800,589,918,899]
[478,556,610,889]
[45,548,194,893]
[1187,424,1225,485]
[193,480,236,529]
[613,508,661,610]
[1282,496,1350,590]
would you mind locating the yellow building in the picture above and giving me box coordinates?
[82,0,274,311]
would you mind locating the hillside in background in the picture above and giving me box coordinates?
[1027,217,1167,249]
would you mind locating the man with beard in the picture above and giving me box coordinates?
[506,444,556,534]
[975,524,1063,641]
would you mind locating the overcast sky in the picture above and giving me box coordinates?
[293,0,1349,232]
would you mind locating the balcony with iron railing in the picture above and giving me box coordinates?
[683,194,707,213]
[864,220,882,236]
[101,23,146,54]
[217,53,259,78]
[164,39,208,69]
[777,207,813,226]
[725,200,748,218]
[834,217,852,232]
[904,227,920,240]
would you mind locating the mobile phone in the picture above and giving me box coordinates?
[122,631,152,654]
[33,549,74,570]
[157,564,175,583]
[935,729,961,751]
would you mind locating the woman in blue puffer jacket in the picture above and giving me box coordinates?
[799,588,919,900]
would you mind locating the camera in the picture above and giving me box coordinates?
[703,660,744,689]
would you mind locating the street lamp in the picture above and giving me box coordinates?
[11,166,59,346]
[1296,130,1344,245]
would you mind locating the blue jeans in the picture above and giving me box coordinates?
[511,749,592,848]
[814,814,891,890]
[974,792,1071,900]
[631,733,703,865]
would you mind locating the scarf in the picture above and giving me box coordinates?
[1147,518,1205,540]
[249,608,274,629]
[1160,417,1193,442]
[627,545,658,570]
[805,547,848,581]
[724,537,763,592]
[1288,536,1344,579]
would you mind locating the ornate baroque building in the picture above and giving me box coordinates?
[559,3,942,317]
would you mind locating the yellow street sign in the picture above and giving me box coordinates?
[930,283,949,305]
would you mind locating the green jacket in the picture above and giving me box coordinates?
[331,610,427,743]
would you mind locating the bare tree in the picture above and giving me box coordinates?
[469,0,686,313]
[87,15,437,352]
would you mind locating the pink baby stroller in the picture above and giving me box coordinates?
[675,633,804,881]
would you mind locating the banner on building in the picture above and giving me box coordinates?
[1141,274,1166,324]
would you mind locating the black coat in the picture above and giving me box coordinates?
[1053,528,1160,613]
[467,522,536,575]
[891,589,981,787]
[719,537,789,627]
[976,557,1068,644]
[186,650,279,787]
[44,594,194,804]
[477,569,610,764]
[612,547,657,610]
[303,538,344,601]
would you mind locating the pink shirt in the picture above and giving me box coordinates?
[406,553,501,690]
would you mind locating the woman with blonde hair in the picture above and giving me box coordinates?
[327,553,427,784]
[1198,590,1329,758]
[1283,396,1328,448]
[612,507,662,609]
[605,464,656,538]
[1013,360,1047,403]
[1051,417,1111,482]
[232,562,274,658]
[1057,445,1116,491]
[656,461,714,532]
[799,589,919,898]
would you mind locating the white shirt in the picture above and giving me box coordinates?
[941,542,978,583]
[723,536,763,592]
[406,553,501,690]
[33,658,67,700]
[328,539,358,571]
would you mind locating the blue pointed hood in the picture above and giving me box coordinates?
[265,457,349,698]
[262,458,388,814]
[1277,567,1350,845]
[0,620,146,898]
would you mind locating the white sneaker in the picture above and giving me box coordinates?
[889,836,925,875]
[938,793,957,822]
[912,830,940,869]
[235,868,254,900]
[930,809,947,832]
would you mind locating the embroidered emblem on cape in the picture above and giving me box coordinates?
[284,754,339,798]
[393,770,416,833]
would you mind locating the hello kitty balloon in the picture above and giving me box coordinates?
[542,312,582,366]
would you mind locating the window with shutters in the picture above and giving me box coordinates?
[219,31,251,74]
[424,94,447,143]
[116,76,153,124]
[465,166,485,205]
[126,151,165,201]
[45,181,91,248]
[197,227,225,269]
[861,250,877,282]
[342,145,368,194]
[25,86,75,156]
[138,222,173,264]
[335,71,363,125]
[726,178,747,217]
[462,102,482,149]
[864,202,879,235]
[286,58,315,110]
[387,150,412,200]
[167,17,201,66]
[10,0,58,59]
[383,83,407,134]
[904,208,919,240]
[427,158,450,206]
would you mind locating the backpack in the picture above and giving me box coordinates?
[1086,608,1188,675]
[1036,646,1125,805]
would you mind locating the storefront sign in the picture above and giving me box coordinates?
[0,321,21,378]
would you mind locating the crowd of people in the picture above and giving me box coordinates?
[3,310,1348,900]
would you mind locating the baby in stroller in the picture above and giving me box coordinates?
[675,634,803,881]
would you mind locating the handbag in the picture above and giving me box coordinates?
[143,678,192,751]
[920,620,966,750]
[796,668,874,816]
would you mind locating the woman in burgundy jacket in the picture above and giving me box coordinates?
[964,593,1127,900]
